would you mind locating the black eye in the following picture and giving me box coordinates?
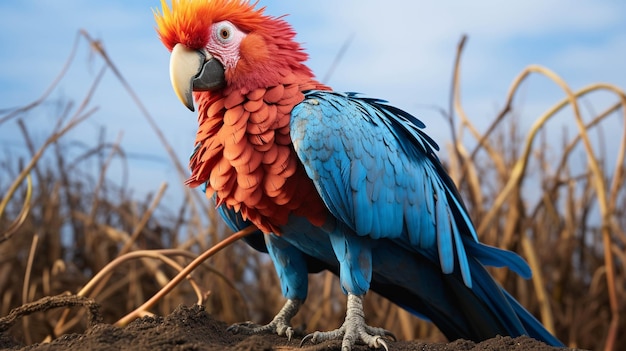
[215,22,235,43]
[220,27,230,40]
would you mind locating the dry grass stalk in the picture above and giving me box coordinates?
[447,36,625,350]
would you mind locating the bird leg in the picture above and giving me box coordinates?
[301,294,395,351]
[227,298,302,340]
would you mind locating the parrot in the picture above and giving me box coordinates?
[154,1,564,350]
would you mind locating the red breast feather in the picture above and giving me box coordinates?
[188,72,330,234]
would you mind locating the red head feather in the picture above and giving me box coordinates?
[155,0,316,91]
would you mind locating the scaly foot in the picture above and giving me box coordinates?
[301,294,395,351]
[227,298,302,340]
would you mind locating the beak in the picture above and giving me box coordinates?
[169,43,225,112]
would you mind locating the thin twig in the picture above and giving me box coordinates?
[0,295,102,332]
[119,182,169,255]
[115,225,257,326]
[322,33,354,84]
[0,32,82,125]
[0,174,32,243]
[20,233,39,345]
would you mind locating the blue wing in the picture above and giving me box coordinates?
[290,91,529,288]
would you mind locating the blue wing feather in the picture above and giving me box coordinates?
[291,91,480,285]
[435,179,454,275]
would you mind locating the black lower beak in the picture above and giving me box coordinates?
[192,57,225,91]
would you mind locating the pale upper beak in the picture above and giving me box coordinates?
[169,43,225,111]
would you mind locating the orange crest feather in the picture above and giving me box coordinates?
[154,0,268,51]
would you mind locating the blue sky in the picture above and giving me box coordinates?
[1,1,625,208]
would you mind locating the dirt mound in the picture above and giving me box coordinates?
[0,304,576,351]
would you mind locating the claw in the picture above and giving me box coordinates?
[364,325,396,342]
[227,298,301,340]
[372,336,389,351]
[300,294,393,351]
[300,333,313,347]
[383,330,397,342]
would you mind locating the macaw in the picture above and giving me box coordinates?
[154,1,563,349]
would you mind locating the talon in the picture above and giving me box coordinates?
[376,337,389,351]
[279,326,295,340]
[383,330,397,342]
[300,332,314,347]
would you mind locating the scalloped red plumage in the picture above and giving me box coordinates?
[157,0,332,233]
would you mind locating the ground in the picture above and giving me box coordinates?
[0,304,579,351]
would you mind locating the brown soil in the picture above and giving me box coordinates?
[0,303,578,351]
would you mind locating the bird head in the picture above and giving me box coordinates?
[154,0,313,111]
